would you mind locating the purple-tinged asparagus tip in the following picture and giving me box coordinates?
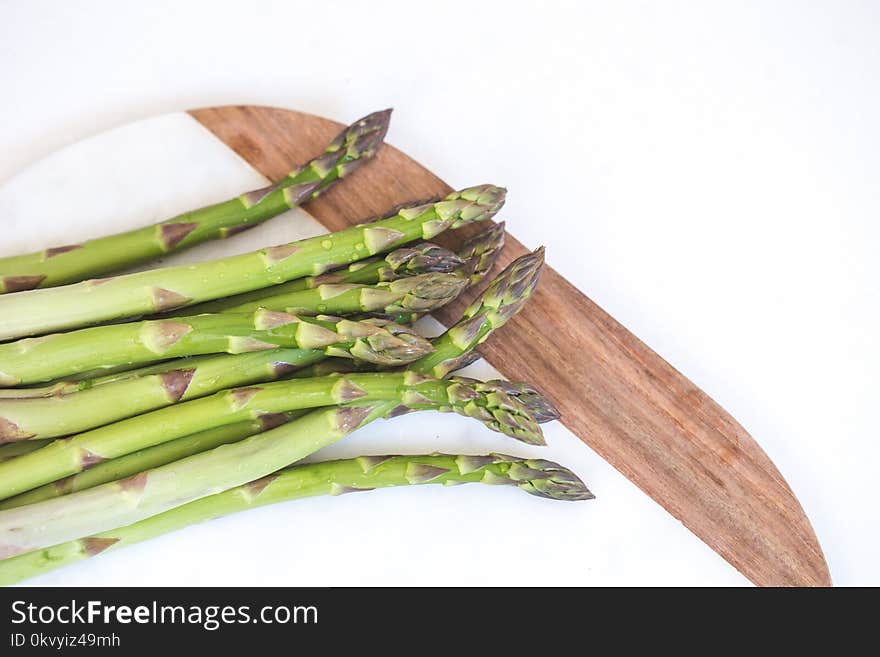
[458,221,507,285]
[472,247,544,326]
[446,378,547,446]
[488,454,594,501]
[341,108,393,160]
[514,458,595,501]
[479,380,560,423]
[450,185,507,226]
[384,243,465,275]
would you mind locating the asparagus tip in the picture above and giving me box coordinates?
[359,108,393,137]
[385,272,469,313]
[479,380,560,424]
[458,221,507,284]
[508,456,595,501]
[448,378,547,446]
[462,247,545,329]
[356,107,393,129]
[348,319,435,366]
[448,185,507,226]
[338,109,393,162]
[385,243,466,275]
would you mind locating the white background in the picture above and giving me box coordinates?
[0,1,877,586]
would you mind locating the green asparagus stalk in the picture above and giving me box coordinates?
[0,110,391,295]
[0,439,51,463]
[0,360,176,398]
[0,349,312,399]
[182,219,506,316]
[292,360,559,426]
[0,371,545,501]
[0,452,592,584]
[0,312,433,386]
[0,344,322,399]
[0,186,506,342]
[176,241,465,315]
[0,349,325,440]
[177,223,506,319]
[0,351,284,399]
[217,271,468,316]
[0,386,64,399]
[0,370,547,555]
[0,413,305,509]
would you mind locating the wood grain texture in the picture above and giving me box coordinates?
[190,105,831,587]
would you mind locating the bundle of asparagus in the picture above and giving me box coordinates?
[0,109,592,584]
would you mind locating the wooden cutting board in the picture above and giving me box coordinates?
[189,105,830,587]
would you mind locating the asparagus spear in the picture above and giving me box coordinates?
[0,453,592,584]
[0,348,310,399]
[178,223,507,320]
[176,241,465,315]
[0,370,547,555]
[0,386,65,399]
[0,350,325,440]
[0,351,280,399]
[0,343,326,399]
[0,439,51,463]
[0,413,305,509]
[217,271,467,316]
[0,312,434,386]
[0,371,545,501]
[0,361,169,398]
[0,110,391,295]
[0,185,506,341]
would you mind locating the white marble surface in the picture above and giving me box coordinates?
[1,1,878,585]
